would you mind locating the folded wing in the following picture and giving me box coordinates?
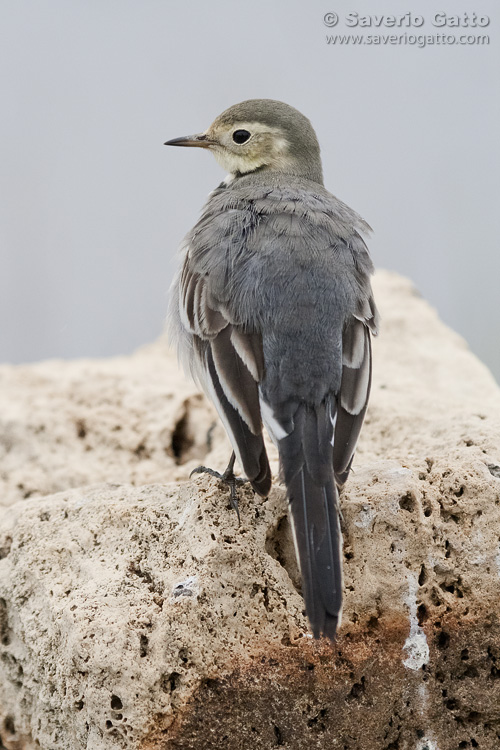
[333,295,378,486]
[178,264,272,497]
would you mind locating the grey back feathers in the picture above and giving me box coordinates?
[166,99,379,640]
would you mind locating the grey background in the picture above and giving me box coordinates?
[1,0,498,381]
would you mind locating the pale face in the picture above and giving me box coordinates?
[165,99,323,184]
[204,120,292,175]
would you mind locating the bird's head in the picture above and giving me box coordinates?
[165,99,323,184]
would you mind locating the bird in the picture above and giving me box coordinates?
[164,99,379,641]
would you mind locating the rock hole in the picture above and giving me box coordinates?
[167,672,181,692]
[418,565,427,586]
[0,537,12,560]
[417,603,427,625]
[76,700,84,710]
[471,739,478,747]
[273,725,284,745]
[0,599,11,646]
[3,717,15,735]
[461,665,479,679]
[367,615,379,631]
[461,648,469,661]
[75,419,87,439]
[384,738,400,749]
[106,721,113,729]
[445,540,451,558]
[440,579,464,598]
[139,635,148,658]
[110,695,123,711]
[134,442,150,460]
[454,486,465,498]
[488,464,500,479]
[440,508,461,523]
[487,645,498,662]
[488,646,500,679]
[170,407,195,465]
[436,630,450,649]
[399,492,415,512]
[347,676,365,701]
[307,707,328,731]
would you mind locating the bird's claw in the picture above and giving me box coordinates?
[189,465,222,480]
[189,454,247,525]
[227,480,241,526]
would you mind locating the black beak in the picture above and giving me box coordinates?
[164,133,214,148]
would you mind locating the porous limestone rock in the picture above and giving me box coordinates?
[0,271,500,750]
[0,338,226,508]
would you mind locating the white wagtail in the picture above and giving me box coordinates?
[165,99,379,640]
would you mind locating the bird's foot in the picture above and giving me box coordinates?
[190,452,247,524]
[338,507,347,535]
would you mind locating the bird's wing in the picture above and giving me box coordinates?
[333,292,378,486]
[177,261,271,496]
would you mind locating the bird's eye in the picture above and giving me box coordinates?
[232,129,251,144]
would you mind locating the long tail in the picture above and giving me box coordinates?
[279,401,343,640]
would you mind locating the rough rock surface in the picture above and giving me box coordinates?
[0,338,225,508]
[1,271,500,750]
